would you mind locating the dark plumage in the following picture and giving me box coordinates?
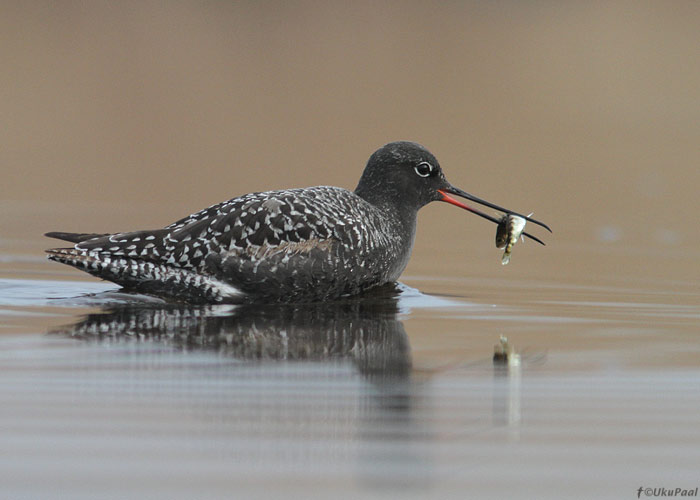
[46,141,550,303]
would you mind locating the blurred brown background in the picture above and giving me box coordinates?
[2,1,698,287]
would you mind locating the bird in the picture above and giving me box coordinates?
[45,141,550,304]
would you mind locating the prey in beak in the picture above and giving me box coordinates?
[437,185,551,246]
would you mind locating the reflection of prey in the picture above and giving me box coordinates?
[493,363,522,441]
[51,284,412,379]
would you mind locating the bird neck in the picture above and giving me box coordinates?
[354,185,418,281]
[355,179,420,214]
[356,187,417,225]
[355,187,417,249]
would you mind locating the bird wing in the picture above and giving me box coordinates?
[66,187,373,272]
[45,187,395,301]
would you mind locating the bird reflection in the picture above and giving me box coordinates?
[49,283,412,380]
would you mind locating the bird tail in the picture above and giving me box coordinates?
[45,248,242,304]
[44,232,108,243]
[45,247,144,284]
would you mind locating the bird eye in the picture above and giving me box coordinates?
[414,162,433,178]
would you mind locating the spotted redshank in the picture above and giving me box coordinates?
[46,141,550,303]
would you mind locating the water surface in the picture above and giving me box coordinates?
[1,253,698,499]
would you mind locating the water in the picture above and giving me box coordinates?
[1,262,698,500]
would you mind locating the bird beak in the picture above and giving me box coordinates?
[437,184,552,245]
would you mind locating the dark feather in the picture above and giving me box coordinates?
[44,232,107,243]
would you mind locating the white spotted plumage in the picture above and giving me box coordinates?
[46,141,548,304]
[47,186,416,303]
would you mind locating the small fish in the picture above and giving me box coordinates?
[495,214,529,265]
